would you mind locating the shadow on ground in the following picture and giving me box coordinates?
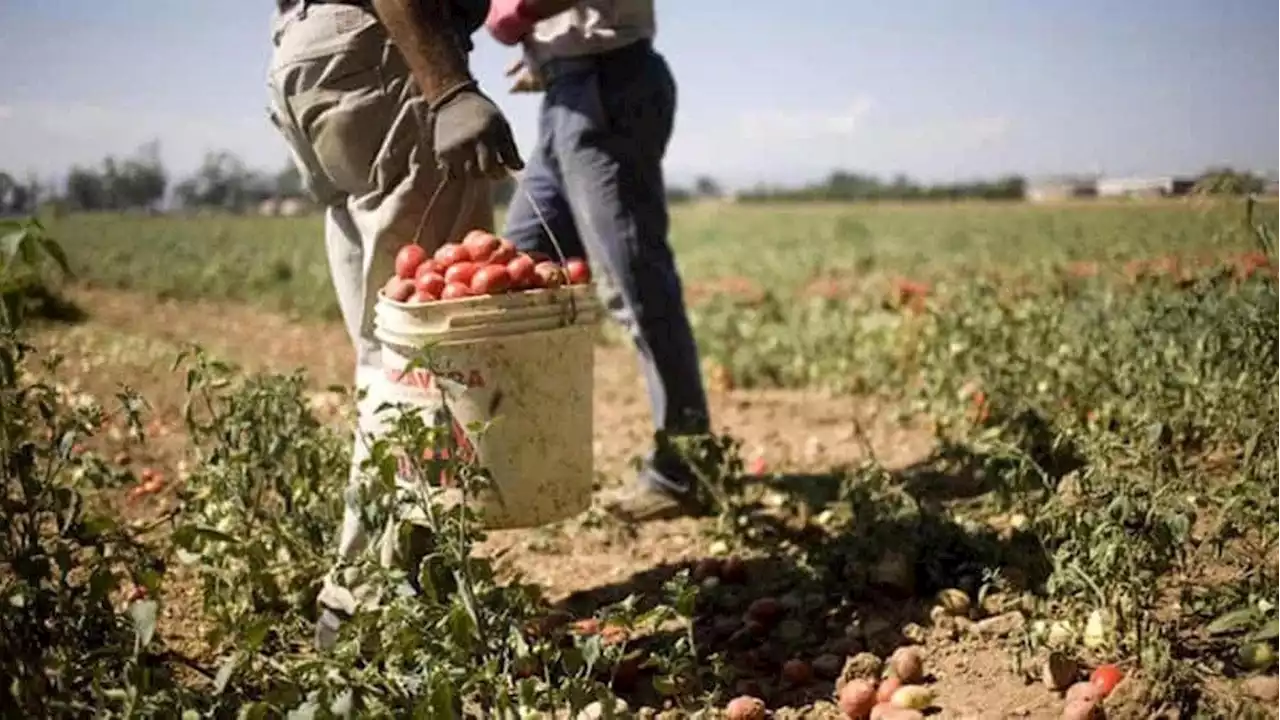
[9,284,90,325]
[550,444,1069,710]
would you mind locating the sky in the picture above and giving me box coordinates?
[0,0,1276,191]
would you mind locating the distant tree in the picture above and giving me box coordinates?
[65,166,107,211]
[174,151,275,213]
[275,164,304,199]
[666,185,693,204]
[1194,167,1266,195]
[733,169,1028,203]
[693,175,722,199]
[58,141,167,212]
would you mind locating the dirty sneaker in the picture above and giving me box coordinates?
[598,453,711,522]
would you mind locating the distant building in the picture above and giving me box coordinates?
[1095,176,1196,199]
[257,197,311,216]
[1026,176,1098,203]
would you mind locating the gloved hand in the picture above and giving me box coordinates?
[485,0,537,46]
[431,82,525,178]
[505,56,545,94]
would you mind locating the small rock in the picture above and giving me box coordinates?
[838,652,883,689]
[973,610,1025,638]
[980,591,1012,616]
[821,636,859,656]
[870,550,916,595]
[935,588,972,617]
[812,653,844,679]
[901,623,928,644]
[576,698,631,719]
[1042,651,1078,691]
[776,618,807,642]
[1242,675,1279,703]
[804,435,824,462]
[862,617,893,641]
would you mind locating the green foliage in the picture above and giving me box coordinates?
[0,216,73,327]
[0,324,183,716]
[3,199,1278,716]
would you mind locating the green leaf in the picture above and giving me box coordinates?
[130,599,159,653]
[579,634,602,673]
[429,678,457,719]
[0,227,28,266]
[37,234,72,277]
[1206,607,1258,636]
[1248,617,1279,642]
[237,702,269,720]
[244,617,273,651]
[214,652,244,695]
[286,701,320,720]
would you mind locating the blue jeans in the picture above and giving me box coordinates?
[503,40,710,495]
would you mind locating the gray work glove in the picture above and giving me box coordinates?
[430,82,524,179]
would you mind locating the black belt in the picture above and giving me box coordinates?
[277,0,370,13]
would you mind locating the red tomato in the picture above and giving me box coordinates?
[395,244,428,279]
[444,261,479,286]
[415,258,443,279]
[876,675,902,703]
[433,242,468,268]
[383,276,415,301]
[507,254,537,289]
[471,265,512,295]
[533,261,566,289]
[415,272,446,299]
[441,282,473,300]
[565,257,591,284]
[409,290,436,304]
[461,230,500,262]
[489,239,517,265]
[1089,664,1123,697]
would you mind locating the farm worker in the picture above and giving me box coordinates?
[265,0,523,649]
[485,0,716,522]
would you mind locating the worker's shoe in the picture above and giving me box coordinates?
[599,449,715,523]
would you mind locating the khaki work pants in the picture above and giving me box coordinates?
[266,2,492,614]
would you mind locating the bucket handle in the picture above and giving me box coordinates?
[515,178,581,326]
[407,164,582,328]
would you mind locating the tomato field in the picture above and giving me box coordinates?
[3,198,1278,719]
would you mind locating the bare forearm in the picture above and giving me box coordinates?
[521,0,578,22]
[370,0,473,102]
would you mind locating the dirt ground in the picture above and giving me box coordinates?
[27,286,1123,719]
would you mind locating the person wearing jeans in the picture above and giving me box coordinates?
[485,0,714,522]
[265,0,523,649]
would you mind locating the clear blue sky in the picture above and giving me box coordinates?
[0,0,1275,190]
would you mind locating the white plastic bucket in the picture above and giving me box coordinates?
[371,284,602,530]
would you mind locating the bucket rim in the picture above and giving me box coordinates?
[376,315,598,350]
[377,283,597,310]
